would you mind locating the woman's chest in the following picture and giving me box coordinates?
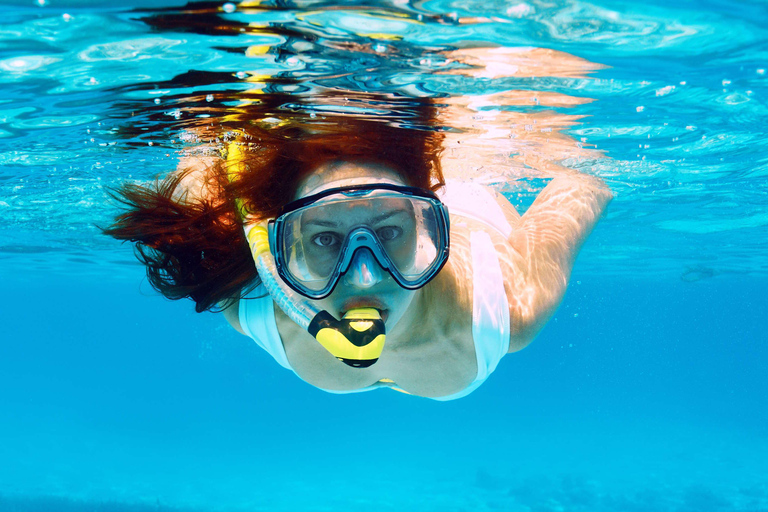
[274,295,479,398]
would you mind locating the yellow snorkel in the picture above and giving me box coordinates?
[228,140,386,368]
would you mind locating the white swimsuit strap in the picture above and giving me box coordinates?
[431,230,510,401]
[437,180,513,238]
[239,286,294,372]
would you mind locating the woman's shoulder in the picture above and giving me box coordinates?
[438,180,520,239]
[171,154,223,204]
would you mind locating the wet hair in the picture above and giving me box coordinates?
[103,93,445,312]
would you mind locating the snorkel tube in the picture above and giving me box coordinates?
[228,141,386,368]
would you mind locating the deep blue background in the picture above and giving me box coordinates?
[2,268,765,510]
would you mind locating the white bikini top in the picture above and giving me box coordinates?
[238,181,512,400]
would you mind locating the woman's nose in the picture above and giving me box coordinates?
[344,248,384,288]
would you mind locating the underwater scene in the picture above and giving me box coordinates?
[1,0,767,510]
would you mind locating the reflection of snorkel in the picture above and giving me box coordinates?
[228,143,386,368]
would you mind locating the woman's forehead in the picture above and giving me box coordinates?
[300,196,415,224]
[294,160,405,199]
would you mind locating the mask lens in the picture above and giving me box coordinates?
[279,206,339,293]
[275,187,448,297]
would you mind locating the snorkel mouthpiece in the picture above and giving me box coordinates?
[244,223,386,368]
[308,308,386,368]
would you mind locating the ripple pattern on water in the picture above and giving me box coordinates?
[0,0,766,277]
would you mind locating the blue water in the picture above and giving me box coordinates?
[1,0,767,511]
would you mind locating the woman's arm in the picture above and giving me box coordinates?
[431,47,611,352]
[506,174,612,352]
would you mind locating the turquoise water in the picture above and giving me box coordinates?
[1,1,767,511]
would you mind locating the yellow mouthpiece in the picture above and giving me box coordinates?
[307,308,386,368]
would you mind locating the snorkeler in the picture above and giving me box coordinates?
[105,89,611,401]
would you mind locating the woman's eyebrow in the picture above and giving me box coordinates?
[304,218,339,228]
[304,208,407,228]
[371,209,407,223]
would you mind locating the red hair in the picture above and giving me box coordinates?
[104,93,445,312]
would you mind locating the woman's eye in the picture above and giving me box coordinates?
[377,226,402,241]
[311,233,339,247]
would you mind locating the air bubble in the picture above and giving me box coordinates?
[206,94,214,102]
[154,98,161,104]
[236,71,246,79]
[62,13,72,21]
[222,2,236,13]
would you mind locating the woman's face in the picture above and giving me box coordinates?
[292,160,417,329]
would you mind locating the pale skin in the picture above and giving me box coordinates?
[210,160,612,399]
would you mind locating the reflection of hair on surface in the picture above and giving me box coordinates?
[137,1,454,43]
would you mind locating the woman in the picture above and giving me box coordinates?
[105,92,612,400]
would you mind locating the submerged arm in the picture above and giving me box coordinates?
[506,174,612,352]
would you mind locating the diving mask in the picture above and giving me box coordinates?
[268,183,450,299]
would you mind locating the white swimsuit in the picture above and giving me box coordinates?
[238,181,512,400]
